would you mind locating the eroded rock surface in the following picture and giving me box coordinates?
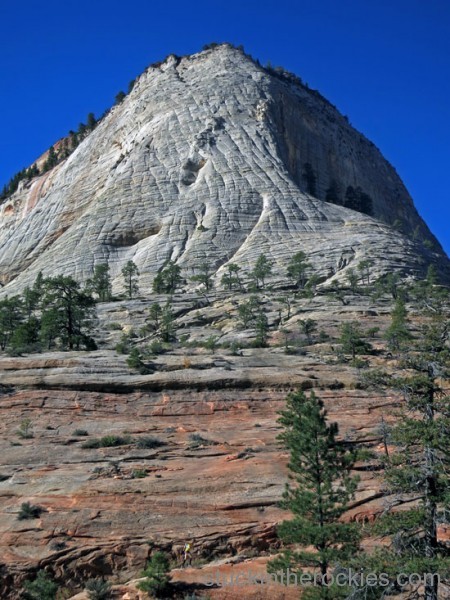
[1,45,448,295]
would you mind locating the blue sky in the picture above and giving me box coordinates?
[1,0,449,254]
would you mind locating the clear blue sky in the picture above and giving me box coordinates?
[1,0,449,254]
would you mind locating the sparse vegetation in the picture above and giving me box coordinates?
[18,501,43,520]
[85,578,112,600]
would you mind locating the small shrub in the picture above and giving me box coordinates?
[73,429,89,436]
[82,435,132,449]
[85,578,112,600]
[16,417,34,439]
[188,433,215,448]
[149,339,164,355]
[23,570,58,600]
[18,501,43,520]
[136,436,165,449]
[132,469,147,479]
[106,322,122,331]
[182,356,192,369]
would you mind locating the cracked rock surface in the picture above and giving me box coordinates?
[0,44,448,295]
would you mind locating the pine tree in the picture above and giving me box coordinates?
[366,285,449,600]
[87,264,112,302]
[384,297,411,351]
[287,251,311,289]
[190,261,213,291]
[339,321,372,360]
[23,570,58,600]
[268,390,360,598]
[40,276,96,350]
[0,295,24,350]
[153,260,181,293]
[221,263,242,291]
[137,551,172,596]
[121,260,139,299]
[251,253,273,290]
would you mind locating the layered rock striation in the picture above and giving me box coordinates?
[0,44,448,294]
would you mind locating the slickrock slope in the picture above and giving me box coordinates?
[0,44,448,295]
[0,292,411,597]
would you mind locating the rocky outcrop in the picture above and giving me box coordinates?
[0,291,405,597]
[0,44,448,295]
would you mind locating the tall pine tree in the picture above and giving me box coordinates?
[268,390,360,599]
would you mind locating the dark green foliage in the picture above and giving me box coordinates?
[40,276,96,350]
[159,301,175,342]
[22,570,58,600]
[299,318,317,344]
[86,112,97,130]
[384,298,411,351]
[148,303,163,329]
[121,260,139,299]
[286,251,311,289]
[0,164,40,202]
[268,390,360,592]
[137,551,172,597]
[345,268,359,292]
[338,322,372,359]
[365,285,450,600]
[302,162,317,196]
[85,578,111,600]
[86,264,112,302]
[237,295,260,328]
[82,435,132,449]
[357,260,372,285]
[126,347,152,374]
[136,436,165,449]
[250,253,273,290]
[190,261,214,291]
[43,145,58,171]
[153,260,182,293]
[0,295,24,350]
[203,335,219,353]
[253,311,269,347]
[73,429,89,436]
[18,501,43,520]
[221,263,242,291]
[115,90,126,104]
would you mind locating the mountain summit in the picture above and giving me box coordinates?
[0,43,448,292]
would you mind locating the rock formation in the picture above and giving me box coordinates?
[0,44,448,295]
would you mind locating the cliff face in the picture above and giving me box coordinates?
[0,44,447,293]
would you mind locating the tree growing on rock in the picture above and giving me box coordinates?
[40,276,96,350]
[268,390,360,598]
[121,260,139,299]
[338,321,372,360]
[362,284,450,600]
[22,570,58,600]
[384,297,411,352]
[86,263,112,302]
[153,260,182,293]
[191,261,214,291]
[250,253,273,290]
[221,263,242,291]
[137,551,172,597]
[286,251,311,290]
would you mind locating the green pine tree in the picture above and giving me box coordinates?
[121,260,139,299]
[40,276,96,350]
[268,390,360,598]
[87,264,112,302]
[22,570,58,600]
[287,251,311,289]
[137,551,172,596]
[251,253,273,290]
